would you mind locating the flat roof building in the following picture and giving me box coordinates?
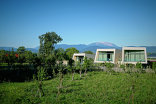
[94,49,121,64]
[73,53,95,64]
[122,47,147,64]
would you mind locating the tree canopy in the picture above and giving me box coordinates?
[39,32,63,56]
[65,47,79,58]
[83,51,93,54]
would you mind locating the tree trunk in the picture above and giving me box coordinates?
[84,68,87,76]
[53,68,56,77]
[38,80,44,97]
[72,71,75,81]
[80,70,82,78]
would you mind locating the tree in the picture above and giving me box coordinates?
[65,47,79,58]
[0,50,7,63]
[17,46,26,65]
[25,51,34,64]
[45,54,56,77]
[55,48,67,95]
[35,66,46,97]
[17,46,26,54]
[83,57,93,76]
[5,48,16,69]
[83,51,93,54]
[39,32,63,56]
[67,58,75,80]
[75,61,83,78]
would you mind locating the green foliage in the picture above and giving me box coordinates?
[17,46,26,54]
[152,62,156,72]
[25,51,35,64]
[83,57,94,75]
[37,66,47,81]
[105,62,114,73]
[136,62,142,69]
[120,64,125,70]
[75,61,81,71]
[18,53,26,64]
[83,50,93,54]
[0,72,156,104]
[39,32,63,56]
[45,54,56,66]
[0,50,7,63]
[36,66,47,97]
[65,47,79,58]
[126,64,135,69]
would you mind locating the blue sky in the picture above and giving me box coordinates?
[0,0,156,48]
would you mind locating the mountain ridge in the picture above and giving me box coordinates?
[0,42,156,53]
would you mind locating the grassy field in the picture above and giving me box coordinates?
[0,71,156,104]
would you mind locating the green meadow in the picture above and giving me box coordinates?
[0,71,156,104]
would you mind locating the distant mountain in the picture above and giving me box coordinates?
[55,44,87,51]
[88,42,118,48]
[0,47,17,51]
[1,42,156,53]
[0,47,38,53]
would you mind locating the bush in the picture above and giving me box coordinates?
[152,62,156,72]
[120,64,125,71]
[136,62,142,69]
[105,63,114,73]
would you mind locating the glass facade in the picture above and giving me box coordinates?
[97,51,114,61]
[124,50,145,62]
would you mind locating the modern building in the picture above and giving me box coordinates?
[94,49,121,64]
[122,47,147,64]
[72,53,95,64]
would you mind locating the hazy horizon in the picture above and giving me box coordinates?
[0,0,156,48]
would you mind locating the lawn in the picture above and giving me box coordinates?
[0,71,156,104]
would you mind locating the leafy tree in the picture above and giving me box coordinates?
[25,51,34,64]
[45,54,56,77]
[33,56,42,70]
[83,51,93,54]
[75,61,83,78]
[18,53,26,65]
[0,50,7,63]
[17,46,26,65]
[67,58,75,80]
[55,48,67,95]
[83,57,92,76]
[65,47,79,58]
[39,32,62,56]
[5,48,16,69]
[35,66,47,97]
[17,46,26,54]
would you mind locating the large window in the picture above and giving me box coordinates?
[124,50,145,62]
[97,51,114,61]
[76,56,84,64]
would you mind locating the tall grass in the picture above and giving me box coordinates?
[0,71,156,104]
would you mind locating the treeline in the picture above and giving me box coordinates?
[0,32,94,83]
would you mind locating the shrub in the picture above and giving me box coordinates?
[105,62,114,73]
[152,62,156,72]
[136,62,142,69]
[120,64,125,71]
